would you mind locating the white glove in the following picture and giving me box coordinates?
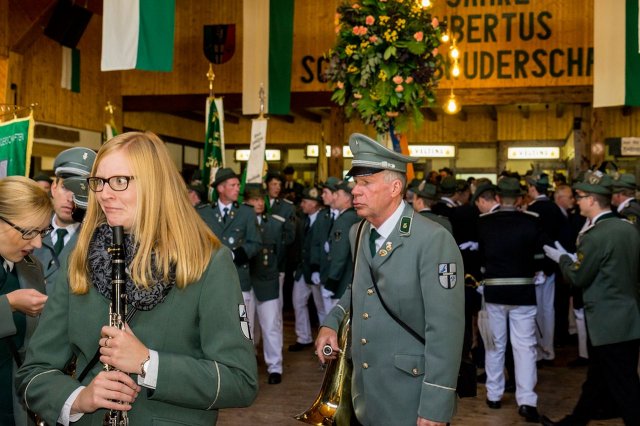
[324,241,330,254]
[321,287,334,298]
[311,272,321,285]
[534,271,546,285]
[458,241,479,251]
[543,241,577,263]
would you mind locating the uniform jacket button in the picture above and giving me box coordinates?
[361,338,367,345]
[412,368,419,376]
[367,289,374,295]
[362,313,369,319]
[362,363,369,369]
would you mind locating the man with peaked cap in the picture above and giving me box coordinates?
[412,181,453,233]
[320,180,360,313]
[289,187,327,352]
[525,172,565,365]
[198,167,262,297]
[541,171,640,426]
[33,147,96,293]
[316,133,464,426]
[477,177,545,422]
[611,173,640,230]
[244,185,294,385]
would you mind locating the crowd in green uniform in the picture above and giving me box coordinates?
[1,130,639,426]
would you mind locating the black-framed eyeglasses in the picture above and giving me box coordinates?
[0,216,53,240]
[87,176,135,192]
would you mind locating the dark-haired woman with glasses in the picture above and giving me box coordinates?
[17,131,257,426]
[0,175,53,426]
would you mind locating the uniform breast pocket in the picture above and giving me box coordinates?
[394,353,425,378]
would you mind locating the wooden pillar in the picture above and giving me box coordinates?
[571,109,590,180]
[497,141,508,175]
[328,106,345,179]
[0,0,9,103]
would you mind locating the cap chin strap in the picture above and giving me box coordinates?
[346,166,384,178]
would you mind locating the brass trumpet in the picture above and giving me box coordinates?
[294,313,354,426]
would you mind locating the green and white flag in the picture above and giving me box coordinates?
[202,97,225,189]
[593,0,640,107]
[242,0,295,115]
[0,114,34,178]
[101,0,175,72]
[61,46,80,93]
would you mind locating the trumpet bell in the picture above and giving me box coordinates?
[294,314,353,426]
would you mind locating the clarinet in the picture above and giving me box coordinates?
[103,225,129,426]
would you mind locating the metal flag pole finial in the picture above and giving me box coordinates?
[105,101,116,116]
[258,83,265,119]
[207,63,216,98]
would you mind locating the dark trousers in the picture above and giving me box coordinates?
[571,338,640,425]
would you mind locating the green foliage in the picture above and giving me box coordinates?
[325,0,446,133]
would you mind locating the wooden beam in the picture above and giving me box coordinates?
[11,0,57,54]
[518,105,530,119]
[124,87,592,115]
[292,108,323,123]
[556,103,565,119]
[457,108,468,122]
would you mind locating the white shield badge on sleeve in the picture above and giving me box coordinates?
[238,304,252,340]
[438,263,457,289]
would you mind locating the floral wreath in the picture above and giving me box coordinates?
[326,0,445,134]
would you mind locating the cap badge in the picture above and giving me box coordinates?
[82,152,88,161]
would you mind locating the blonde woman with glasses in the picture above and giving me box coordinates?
[17,132,258,426]
[0,175,53,426]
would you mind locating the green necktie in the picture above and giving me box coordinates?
[53,228,68,256]
[222,207,229,223]
[369,228,380,257]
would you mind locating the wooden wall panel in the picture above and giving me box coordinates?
[18,17,121,132]
[121,0,243,95]
[0,0,7,59]
[124,112,202,142]
[497,107,575,141]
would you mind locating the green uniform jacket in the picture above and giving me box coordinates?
[558,213,640,346]
[323,208,360,299]
[619,198,640,232]
[418,210,453,234]
[294,209,328,283]
[323,203,465,425]
[269,198,297,271]
[32,230,78,293]
[250,214,293,302]
[1,255,45,426]
[16,247,258,426]
[198,202,262,291]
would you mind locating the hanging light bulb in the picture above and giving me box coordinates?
[444,88,461,115]
[450,45,460,60]
[451,61,461,78]
[441,32,450,43]
[420,0,432,7]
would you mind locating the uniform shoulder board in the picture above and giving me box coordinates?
[272,214,286,223]
[212,201,219,208]
[522,210,540,218]
[283,198,293,205]
[233,201,240,208]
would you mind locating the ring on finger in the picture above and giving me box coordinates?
[105,338,110,348]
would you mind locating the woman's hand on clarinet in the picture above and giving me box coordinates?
[71,370,140,414]
[99,324,150,374]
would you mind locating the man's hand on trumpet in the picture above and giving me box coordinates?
[315,326,339,364]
